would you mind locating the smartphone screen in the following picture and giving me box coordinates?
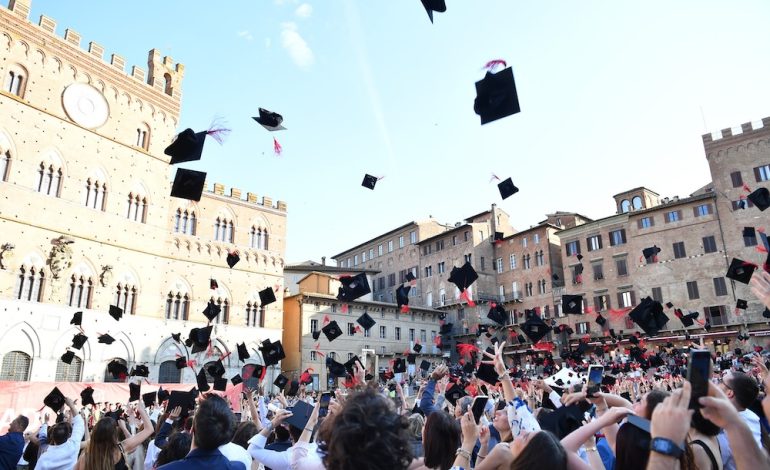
[687,349,711,409]
[471,396,488,424]
[586,366,604,397]
[318,392,331,418]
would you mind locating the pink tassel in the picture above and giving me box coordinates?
[273,137,282,156]
[460,289,476,307]
[206,117,231,144]
[483,59,507,72]
[743,183,752,193]
[341,304,349,314]
[489,173,501,183]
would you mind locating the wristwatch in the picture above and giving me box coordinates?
[649,437,684,458]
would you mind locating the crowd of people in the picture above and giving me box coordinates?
[0,272,768,470]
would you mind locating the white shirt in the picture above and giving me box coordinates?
[717,408,762,470]
[35,415,85,470]
[247,434,323,470]
[219,441,253,469]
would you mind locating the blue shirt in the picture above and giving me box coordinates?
[157,448,246,470]
[420,379,440,416]
[0,432,24,470]
[597,437,615,470]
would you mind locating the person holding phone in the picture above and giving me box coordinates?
[714,371,763,470]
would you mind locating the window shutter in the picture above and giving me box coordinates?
[637,219,643,229]
[630,291,636,305]
[731,171,743,188]
[606,296,612,310]
[598,236,603,249]
[677,210,683,221]
[593,296,600,310]
[650,217,655,227]
[621,229,627,243]
[755,167,762,182]
[692,206,699,218]
[708,204,713,214]
[617,292,623,307]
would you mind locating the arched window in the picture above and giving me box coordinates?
[0,351,31,381]
[4,65,27,98]
[245,301,260,327]
[174,209,196,235]
[249,227,257,248]
[163,73,173,96]
[37,163,62,197]
[136,124,150,150]
[214,217,234,242]
[632,196,643,210]
[165,292,190,321]
[1,150,10,182]
[103,358,127,383]
[126,192,148,223]
[620,199,631,213]
[15,266,44,302]
[84,178,107,211]
[55,355,82,381]
[115,283,137,315]
[209,297,230,324]
[158,360,181,383]
[68,274,93,308]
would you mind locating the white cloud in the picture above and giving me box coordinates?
[280,22,314,68]
[295,3,313,18]
[237,30,254,41]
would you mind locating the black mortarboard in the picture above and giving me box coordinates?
[170,168,206,201]
[474,67,520,125]
[259,339,286,366]
[362,174,379,190]
[406,353,417,364]
[196,368,210,392]
[273,374,289,390]
[562,295,583,315]
[420,0,446,23]
[70,311,82,326]
[440,323,454,335]
[487,304,507,325]
[736,299,748,310]
[539,404,586,440]
[109,305,123,321]
[72,333,88,349]
[61,350,75,364]
[213,377,228,392]
[406,272,416,282]
[259,287,277,306]
[420,360,431,371]
[476,362,498,385]
[107,360,128,379]
[463,361,475,376]
[80,387,95,407]
[97,334,114,345]
[252,107,286,131]
[327,357,347,377]
[763,307,770,319]
[142,392,156,408]
[356,312,376,331]
[226,251,240,269]
[494,231,504,242]
[448,262,478,292]
[438,312,447,320]
[231,374,243,386]
[517,334,526,343]
[629,297,669,336]
[704,321,712,331]
[393,358,406,373]
[396,285,411,309]
[237,343,250,362]
[629,335,639,345]
[165,128,206,164]
[337,273,371,301]
[574,264,584,276]
[188,326,213,354]
[171,333,182,343]
[210,278,218,290]
[207,360,226,378]
[726,258,755,284]
[131,365,149,377]
[642,246,661,263]
[44,387,65,412]
[175,357,187,369]
[322,321,343,342]
[203,301,221,322]
[312,330,321,340]
[747,187,770,211]
[497,177,519,200]
[445,383,467,406]
[521,316,552,343]
[413,343,423,353]
[344,355,365,375]
[167,391,194,417]
[665,302,674,309]
[129,382,141,402]
[245,364,265,382]
[596,314,607,327]
[157,387,170,404]
[285,400,314,430]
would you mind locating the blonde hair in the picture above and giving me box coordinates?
[407,413,425,439]
[83,417,120,470]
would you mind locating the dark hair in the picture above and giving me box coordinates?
[11,415,29,432]
[232,421,259,450]
[193,395,235,450]
[423,412,460,470]
[728,372,759,409]
[690,409,720,436]
[155,432,192,467]
[616,422,652,470]
[49,421,72,445]
[274,425,290,442]
[288,425,303,442]
[644,390,670,419]
[318,388,413,470]
[511,431,567,470]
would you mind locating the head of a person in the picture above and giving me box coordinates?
[634,390,670,419]
[192,395,235,450]
[9,415,29,433]
[510,430,567,470]
[274,424,290,442]
[492,401,512,441]
[49,421,73,445]
[155,431,192,467]
[288,424,303,443]
[318,388,413,470]
[616,421,652,470]
[422,412,461,470]
[720,371,759,410]
[453,396,472,418]
[231,421,259,450]
[85,417,121,469]
[407,413,425,440]
[690,409,721,436]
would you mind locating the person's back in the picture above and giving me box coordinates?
[0,415,29,470]
[36,415,85,470]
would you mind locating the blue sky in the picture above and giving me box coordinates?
[27,0,770,263]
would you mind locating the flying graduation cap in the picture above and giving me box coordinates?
[726,258,755,284]
[322,321,343,342]
[521,315,552,343]
[61,350,76,364]
[748,187,770,211]
[487,304,507,325]
[474,65,520,125]
[259,287,277,306]
[226,251,240,269]
[72,333,88,349]
[109,305,123,321]
[562,295,583,315]
[356,312,376,331]
[170,168,206,202]
[497,178,519,200]
[237,343,250,362]
[44,387,66,412]
[252,108,286,131]
[203,301,222,322]
[337,273,371,301]
[448,262,478,292]
[70,311,82,326]
[628,296,669,336]
[362,174,380,190]
[642,246,661,264]
[165,128,207,165]
[80,387,95,407]
[259,339,286,366]
[396,285,411,310]
[420,0,446,23]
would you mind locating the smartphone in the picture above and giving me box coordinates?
[471,396,488,424]
[318,392,331,418]
[687,349,712,409]
[586,366,604,398]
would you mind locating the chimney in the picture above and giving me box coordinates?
[321,256,326,266]
[490,203,498,242]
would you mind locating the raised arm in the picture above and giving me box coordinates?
[561,407,633,453]
[121,403,153,453]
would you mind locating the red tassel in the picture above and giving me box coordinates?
[639,256,644,263]
[743,183,752,193]
[576,274,582,284]
[757,245,768,254]
[260,366,267,381]
[323,315,331,326]
[460,289,476,307]
[585,306,593,314]
[489,173,501,183]
[534,341,554,352]
[457,343,480,358]
[652,256,658,263]
[220,351,232,362]
[483,59,507,71]
[758,227,766,233]
[273,137,282,156]
[341,304,349,314]
[400,305,410,313]
[354,325,362,334]
[206,118,231,144]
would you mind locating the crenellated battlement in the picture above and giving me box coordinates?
[206,182,288,212]
[702,116,770,147]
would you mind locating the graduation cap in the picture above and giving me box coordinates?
[170,168,206,201]
[187,326,213,354]
[628,297,669,336]
[448,262,478,292]
[128,382,141,402]
[44,387,65,412]
[237,343,250,362]
[107,360,128,379]
[322,321,343,342]
[213,377,228,392]
[60,350,76,364]
[420,360,431,372]
[344,355,365,375]
[231,374,243,386]
[493,231,505,242]
[209,278,218,290]
[165,128,206,164]
[226,251,240,269]
[726,258,755,284]
[680,313,695,327]
[445,383,468,406]
[285,400,314,430]
[413,343,423,353]
[97,333,115,345]
[357,312,376,331]
[273,374,289,390]
[439,323,454,335]
[131,365,149,378]
[406,272,416,282]
[496,177,519,200]
[539,404,586,439]
[487,304,507,325]
[327,357,347,377]
[80,387,95,407]
[763,307,770,319]
[521,316,552,343]
[406,353,417,364]
[312,330,321,341]
[476,362,498,385]
[420,0,446,23]
[562,295,583,315]
[70,311,82,326]
[203,301,221,322]
[736,299,748,310]
[642,246,661,263]
[361,174,379,190]
[196,368,210,392]
[167,391,195,417]
[396,285,411,309]
[259,287,277,306]
[142,392,156,408]
[665,302,674,309]
[244,364,265,382]
[207,360,226,378]
[747,187,770,211]
[109,305,123,321]
[337,273,371,301]
[474,66,521,125]
[393,358,406,374]
[175,357,187,369]
[171,333,182,344]
[71,333,88,349]
[252,107,286,131]
[595,314,607,327]
[259,339,286,366]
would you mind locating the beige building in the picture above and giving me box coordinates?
[282,272,443,389]
[0,0,286,387]
[284,259,379,299]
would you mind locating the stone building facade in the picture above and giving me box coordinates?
[0,0,287,387]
